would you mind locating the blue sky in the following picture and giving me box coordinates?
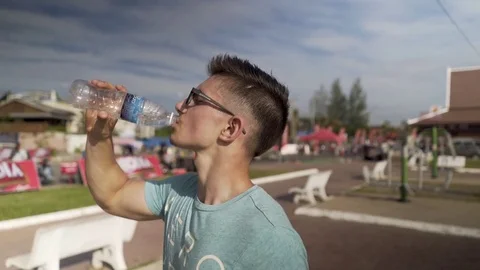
[1,0,480,124]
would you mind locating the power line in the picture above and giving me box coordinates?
[436,0,480,57]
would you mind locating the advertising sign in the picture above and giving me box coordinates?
[0,160,41,193]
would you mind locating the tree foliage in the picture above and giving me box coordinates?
[327,79,348,125]
[346,78,369,135]
[308,78,370,135]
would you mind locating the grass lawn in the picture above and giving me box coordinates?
[466,159,480,168]
[0,168,293,221]
[0,186,96,221]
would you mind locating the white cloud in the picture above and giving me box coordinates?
[1,0,480,125]
[303,30,361,53]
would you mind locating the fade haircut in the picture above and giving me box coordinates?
[207,54,290,157]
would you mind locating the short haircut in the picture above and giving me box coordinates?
[207,54,290,157]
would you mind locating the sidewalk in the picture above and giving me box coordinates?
[133,260,163,270]
[298,195,480,228]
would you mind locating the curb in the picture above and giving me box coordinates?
[0,169,319,231]
[0,205,104,232]
[294,207,480,239]
[252,168,319,185]
[456,168,480,174]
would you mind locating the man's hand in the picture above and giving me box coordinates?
[85,80,126,143]
[84,80,158,221]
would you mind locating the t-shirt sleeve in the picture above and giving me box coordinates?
[234,227,309,270]
[144,173,196,219]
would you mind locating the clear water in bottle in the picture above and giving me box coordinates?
[69,79,177,127]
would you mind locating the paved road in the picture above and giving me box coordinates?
[291,216,480,270]
[258,162,480,270]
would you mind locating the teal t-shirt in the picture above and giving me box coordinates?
[144,173,309,269]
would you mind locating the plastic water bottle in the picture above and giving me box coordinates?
[69,79,177,127]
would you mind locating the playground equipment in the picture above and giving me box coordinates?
[377,127,463,195]
[414,127,463,189]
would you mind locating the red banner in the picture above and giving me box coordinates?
[0,160,41,193]
[78,155,164,185]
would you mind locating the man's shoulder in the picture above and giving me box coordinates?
[145,172,198,197]
[247,186,293,229]
[235,224,308,269]
[233,188,309,269]
[250,222,304,246]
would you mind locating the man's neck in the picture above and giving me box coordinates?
[194,151,253,205]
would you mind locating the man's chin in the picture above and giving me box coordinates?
[169,135,179,147]
[169,135,189,149]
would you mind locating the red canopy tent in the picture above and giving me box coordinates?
[298,129,339,143]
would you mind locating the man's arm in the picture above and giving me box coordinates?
[85,135,156,220]
[84,80,157,221]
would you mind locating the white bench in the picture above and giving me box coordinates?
[5,214,137,270]
[363,160,388,183]
[288,170,333,205]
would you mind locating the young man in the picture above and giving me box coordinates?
[85,54,309,269]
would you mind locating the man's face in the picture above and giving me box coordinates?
[170,77,233,152]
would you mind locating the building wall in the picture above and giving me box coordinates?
[114,119,155,138]
[0,101,44,115]
[42,101,83,133]
[450,69,480,109]
[19,132,67,151]
[0,122,49,133]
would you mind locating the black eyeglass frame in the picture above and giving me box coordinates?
[183,87,246,135]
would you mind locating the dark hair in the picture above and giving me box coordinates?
[207,54,290,157]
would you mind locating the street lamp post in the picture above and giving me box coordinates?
[399,126,409,202]
[431,126,439,179]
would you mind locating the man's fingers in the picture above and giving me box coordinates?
[83,83,120,138]
[102,81,115,90]
[98,111,109,119]
[85,109,96,120]
[116,85,127,92]
[90,79,115,90]
[85,109,96,132]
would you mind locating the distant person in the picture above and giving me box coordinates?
[157,143,173,171]
[10,143,28,162]
[123,144,134,156]
[38,157,54,185]
[83,54,308,269]
[157,143,167,161]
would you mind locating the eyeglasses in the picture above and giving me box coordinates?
[183,87,246,135]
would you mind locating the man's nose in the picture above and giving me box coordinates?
[175,99,186,114]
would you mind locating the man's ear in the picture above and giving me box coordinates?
[219,117,244,143]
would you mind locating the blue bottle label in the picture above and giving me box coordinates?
[120,93,145,123]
